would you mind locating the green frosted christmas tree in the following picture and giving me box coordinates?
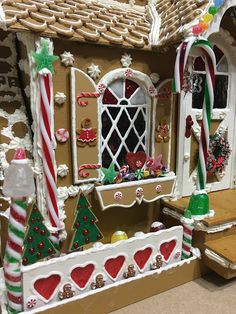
[22,204,57,266]
[69,193,103,252]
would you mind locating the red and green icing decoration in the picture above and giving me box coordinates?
[207,132,231,176]
[69,194,103,251]
[22,204,57,266]
[173,37,216,215]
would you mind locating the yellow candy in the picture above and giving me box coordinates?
[111,231,128,243]
[143,170,150,177]
[202,13,213,24]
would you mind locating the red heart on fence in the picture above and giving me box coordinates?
[33,274,61,302]
[104,256,125,280]
[134,247,152,270]
[125,151,147,172]
[71,264,95,289]
[160,240,176,261]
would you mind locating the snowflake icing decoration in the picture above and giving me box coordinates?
[60,51,75,67]
[87,63,101,80]
[120,53,133,67]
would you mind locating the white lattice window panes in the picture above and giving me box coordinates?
[99,76,151,169]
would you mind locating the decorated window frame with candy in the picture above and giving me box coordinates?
[97,68,162,185]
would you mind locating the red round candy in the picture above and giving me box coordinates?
[48,248,53,254]
[74,242,79,249]
[28,236,33,242]
[34,226,39,233]
[192,25,202,36]
[85,237,90,243]
[83,229,89,235]
[31,218,35,223]
[37,252,41,258]
[90,219,95,224]
[83,216,88,221]
[37,217,41,222]
[29,248,34,254]
[75,223,80,229]
[38,242,44,249]
[40,230,46,236]
[22,258,28,265]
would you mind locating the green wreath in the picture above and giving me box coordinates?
[207,132,231,176]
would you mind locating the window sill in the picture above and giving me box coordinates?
[95,172,176,210]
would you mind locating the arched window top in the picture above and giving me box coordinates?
[102,79,146,106]
[192,44,229,110]
[194,45,228,73]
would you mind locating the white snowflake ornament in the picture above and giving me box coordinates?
[60,51,74,67]
[120,53,132,67]
[87,63,101,80]
[55,92,66,105]
[150,73,160,84]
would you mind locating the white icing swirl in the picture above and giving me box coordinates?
[60,51,74,67]
[54,92,66,105]
[68,185,80,197]
[57,164,69,178]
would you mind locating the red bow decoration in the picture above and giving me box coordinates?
[185,115,193,138]
[207,156,224,176]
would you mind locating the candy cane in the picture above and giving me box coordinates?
[39,72,61,230]
[173,37,216,192]
[4,200,27,313]
[77,92,100,106]
[78,164,101,178]
[181,211,194,259]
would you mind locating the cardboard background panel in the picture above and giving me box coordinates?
[22,226,183,311]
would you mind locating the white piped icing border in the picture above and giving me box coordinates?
[205,248,236,270]
[162,207,225,233]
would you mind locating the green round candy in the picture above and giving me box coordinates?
[208,6,219,15]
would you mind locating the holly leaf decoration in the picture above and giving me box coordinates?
[102,163,119,184]
[32,38,58,73]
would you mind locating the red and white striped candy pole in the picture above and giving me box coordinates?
[173,37,216,216]
[39,71,61,232]
[181,210,194,259]
[32,39,61,243]
[2,148,35,313]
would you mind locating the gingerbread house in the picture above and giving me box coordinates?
[0,0,236,313]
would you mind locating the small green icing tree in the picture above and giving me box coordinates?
[22,204,57,266]
[69,193,103,252]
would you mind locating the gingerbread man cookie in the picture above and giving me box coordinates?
[76,118,97,147]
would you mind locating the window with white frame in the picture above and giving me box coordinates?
[100,78,151,169]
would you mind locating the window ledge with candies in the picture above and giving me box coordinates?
[95,152,176,210]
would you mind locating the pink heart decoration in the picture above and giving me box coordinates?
[71,264,95,289]
[160,240,176,261]
[104,256,125,280]
[125,151,147,172]
[134,247,152,270]
[33,274,61,302]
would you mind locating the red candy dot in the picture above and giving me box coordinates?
[90,219,95,224]
[28,236,33,242]
[40,230,46,236]
[74,243,79,249]
[34,226,39,233]
[37,252,41,258]
[85,237,90,243]
[38,242,44,250]
[83,216,88,221]
[29,248,34,254]
[83,229,89,235]
[22,258,28,265]
[31,218,35,223]
[48,248,53,254]
[75,223,80,229]
[37,217,41,222]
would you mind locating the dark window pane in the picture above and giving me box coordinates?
[192,74,206,109]
[213,75,228,109]
[102,111,112,138]
[102,88,118,104]
[102,148,112,168]
[134,110,146,136]
[117,111,130,136]
[125,79,139,99]
[192,74,228,109]
[126,129,139,151]
[213,45,224,65]
[194,57,205,71]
